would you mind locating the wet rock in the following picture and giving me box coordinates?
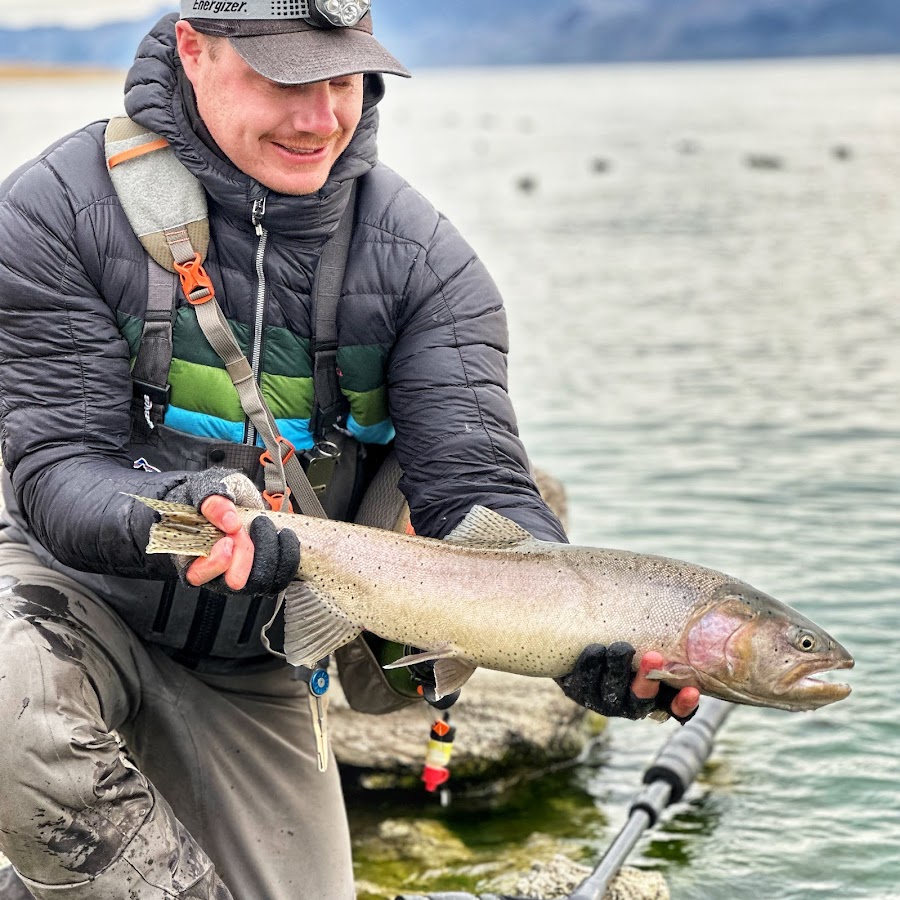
[675,138,701,156]
[831,144,853,161]
[332,667,600,789]
[533,467,569,532]
[744,153,784,171]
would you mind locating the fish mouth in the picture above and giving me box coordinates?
[775,655,855,708]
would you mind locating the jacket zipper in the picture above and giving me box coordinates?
[245,194,269,446]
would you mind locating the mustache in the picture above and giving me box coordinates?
[267,128,346,151]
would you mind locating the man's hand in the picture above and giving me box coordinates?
[632,650,700,722]
[557,642,700,724]
[185,494,256,590]
[163,469,300,596]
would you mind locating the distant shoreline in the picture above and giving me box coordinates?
[0,63,121,79]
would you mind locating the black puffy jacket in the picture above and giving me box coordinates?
[0,16,565,666]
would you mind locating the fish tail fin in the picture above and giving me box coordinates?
[127,494,222,558]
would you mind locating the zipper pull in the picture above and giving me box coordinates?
[252,195,267,236]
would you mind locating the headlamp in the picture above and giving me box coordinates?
[313,0,370,28]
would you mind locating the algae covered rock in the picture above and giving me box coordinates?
[499,854,670,899]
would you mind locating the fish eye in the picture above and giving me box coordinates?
[797,632,818,652]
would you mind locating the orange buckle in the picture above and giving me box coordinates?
[174,253,216,305]
[260,437,296,469]
[262,489,292,512]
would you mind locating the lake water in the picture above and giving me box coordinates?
[1,56,898,899]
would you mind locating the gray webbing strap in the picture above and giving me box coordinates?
[188,292,326,518]
[161,225,326,518]
[311,182,357,440]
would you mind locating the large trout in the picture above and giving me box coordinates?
[138,498,853,711]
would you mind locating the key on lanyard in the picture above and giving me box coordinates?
[307,665,330,773]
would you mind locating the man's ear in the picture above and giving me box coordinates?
[175,20,206,78]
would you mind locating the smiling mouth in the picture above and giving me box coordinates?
[273,142,328,157]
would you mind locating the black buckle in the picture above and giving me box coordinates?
[132,379,171,408]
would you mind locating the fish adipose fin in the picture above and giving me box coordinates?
[444,505,540,549]
[282,582,363,668]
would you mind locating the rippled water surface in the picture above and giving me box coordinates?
[1,56,898,899]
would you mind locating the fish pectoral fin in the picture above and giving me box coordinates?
[433,658,477,699]
[282,582,363,668]
[648,709,672,723]
[383,645,456,669]
[443,505,541,550]
[645,663,696,686]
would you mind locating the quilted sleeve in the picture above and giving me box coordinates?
[0,133,187,578]
[386,192,567,543]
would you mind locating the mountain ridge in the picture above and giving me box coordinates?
[1,0,898,70]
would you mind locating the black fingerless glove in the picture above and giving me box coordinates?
[557,642,695,724]
[237,516,300,597]
[163,467,250,512]
[163,469,300,597]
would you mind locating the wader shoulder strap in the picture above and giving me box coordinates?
[105,117,209,272]
[312,182,356,441]
[106,116,210,431]
[131,261,177,430]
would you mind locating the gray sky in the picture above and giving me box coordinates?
[0,1,175,28]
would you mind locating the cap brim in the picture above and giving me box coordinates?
[229,28,411,85]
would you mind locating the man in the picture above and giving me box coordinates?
[0,2,698,897]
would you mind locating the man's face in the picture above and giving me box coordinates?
[177,23,364,196]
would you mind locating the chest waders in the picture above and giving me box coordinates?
[105,117,418,717]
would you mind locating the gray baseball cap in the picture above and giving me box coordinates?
[180,0,410,85]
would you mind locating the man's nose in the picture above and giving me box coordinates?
[289,82,340,136]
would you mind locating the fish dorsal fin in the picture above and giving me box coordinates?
[444,505,538,549]
[282,581,363,668]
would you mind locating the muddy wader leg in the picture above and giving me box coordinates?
[122,658,356,900]
[0,540,234,899]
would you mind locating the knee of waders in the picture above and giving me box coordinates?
[0,618,152,882]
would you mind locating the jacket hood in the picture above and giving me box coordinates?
[123,13,382,243]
